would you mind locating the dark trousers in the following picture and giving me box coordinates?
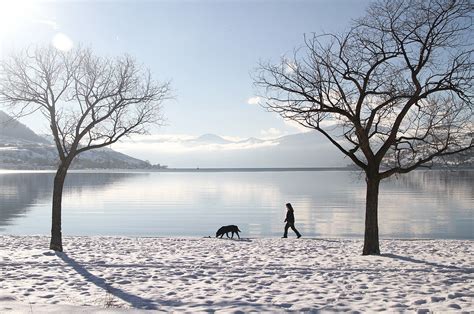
[283,222,301,237]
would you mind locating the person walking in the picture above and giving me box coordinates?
[282,203,301,238]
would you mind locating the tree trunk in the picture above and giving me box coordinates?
[49,163,69,252]
[362,175,381,255]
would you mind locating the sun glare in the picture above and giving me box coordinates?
[0,0,72,52]
[52,33,73,51]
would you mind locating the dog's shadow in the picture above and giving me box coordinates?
[227,238,252,242]
[203,236,252,242]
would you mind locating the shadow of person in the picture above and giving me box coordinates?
[55,252,160,309]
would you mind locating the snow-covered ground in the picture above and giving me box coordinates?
[0,236,472,313]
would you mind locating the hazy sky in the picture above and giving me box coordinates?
[0,0,370,140]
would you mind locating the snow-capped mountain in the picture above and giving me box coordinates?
[114,132,349,168]
[0,111,50,145]
[192,134,232,144]
[0,111,155,170]
[120,132,470,169]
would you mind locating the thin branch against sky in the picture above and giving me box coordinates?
[0,0,370,138]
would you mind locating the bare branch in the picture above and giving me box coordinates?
[254,0,473,177]
[0,45,171,163]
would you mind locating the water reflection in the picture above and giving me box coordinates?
[379,170,473,239]
[0,171,145,231]
[0,172,51,229]
[0,170,472,239]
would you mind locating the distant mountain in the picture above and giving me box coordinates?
[6,112,467,169]
[0,111,157,170]
[116,131,473,168]
[115,132,350,168]
[237,137,265,145]
[0,111,49,145]
[193,134,231,144]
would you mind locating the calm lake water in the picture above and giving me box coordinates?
[0,170,472,239]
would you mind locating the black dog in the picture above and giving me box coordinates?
[216,225,241,239]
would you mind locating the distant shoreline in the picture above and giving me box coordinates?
[0,166,473,173]
[152,167,357,172]
[0,166,356,173]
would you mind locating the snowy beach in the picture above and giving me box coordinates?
[0,235,473,313]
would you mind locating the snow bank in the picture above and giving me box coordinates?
[0,236,472,312]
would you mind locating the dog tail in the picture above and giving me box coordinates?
[237,228,241,232]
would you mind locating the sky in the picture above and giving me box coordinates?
[0,0,372,165]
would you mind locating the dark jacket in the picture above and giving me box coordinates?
[285,209,295,223]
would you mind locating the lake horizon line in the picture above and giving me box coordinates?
[1,166,473,174]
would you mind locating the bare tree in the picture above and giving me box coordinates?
[255,0,473,255]
[0,46,171,251]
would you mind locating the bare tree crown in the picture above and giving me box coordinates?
[0,46,170,162]
[256,0,473,177]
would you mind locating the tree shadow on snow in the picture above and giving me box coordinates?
[55,252,173,309]
[381,253,473,273]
